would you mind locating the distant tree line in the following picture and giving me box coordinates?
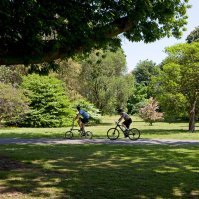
[0,27,198,131]
[129,27,199,131]
[0,48,132,127]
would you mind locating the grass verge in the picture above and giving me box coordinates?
[0,116,198,140]
[0,144,199,198]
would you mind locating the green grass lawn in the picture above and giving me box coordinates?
[0,116,198,140]
[0,144,198,198]
[0,116,198,198]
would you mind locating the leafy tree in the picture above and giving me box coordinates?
[139,97,164,125]
[186,26,199,43]
[114,75,135,112]
[154,93,188,122]
[127,83,148,114]
[151,42,199,131]
[128,60,160,114]
[79,49,133,114]
[54,59,82,100]
[27,62,60,75]
[20,74,74,127]
[0,65,23,87]
[0,0,189,65]
[0,83,29,126]
[132,60,157,85]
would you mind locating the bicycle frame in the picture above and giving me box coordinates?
[65,119,93,139]
[107,122,140,141]
[70,119,80,132]
[70,119,87,135]
[114,122,126,134]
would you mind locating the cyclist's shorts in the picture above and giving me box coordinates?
[80,117,89,124]
[123,118,132,128]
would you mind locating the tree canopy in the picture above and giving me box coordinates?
[132,59,158,85]
[151,42,199,131]
[0,0,189,65]
[186,26,199,43]
[79,48,133,114]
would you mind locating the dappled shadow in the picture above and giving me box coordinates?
[0,144,199,198]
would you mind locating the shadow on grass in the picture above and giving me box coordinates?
[0,144,199,198]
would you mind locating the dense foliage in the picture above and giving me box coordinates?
[132,60,158,86]
[54,59,82,100]
[0,83,29,125]
[186,26,199,43]
[19,74,74,127]
[127,83,148,114]
[0,65,22,86]
[128,60,160,114]
[79,49,134,114]
[0,0,189,65]
[151,42,199,131]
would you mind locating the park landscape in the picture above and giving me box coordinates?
[0,116,199,198]
[0,0,199,198]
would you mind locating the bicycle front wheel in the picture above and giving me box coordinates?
[128,128,140,140]
[107,128,119,140]
[85,131,93,139]
[65,131,73,139]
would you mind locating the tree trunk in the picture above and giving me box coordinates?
[189,100,196,132]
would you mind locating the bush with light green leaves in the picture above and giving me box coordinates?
[19,74,74,127]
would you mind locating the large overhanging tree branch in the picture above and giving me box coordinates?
[0,0,190,65]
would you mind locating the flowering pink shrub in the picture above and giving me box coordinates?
[139,97,164,125]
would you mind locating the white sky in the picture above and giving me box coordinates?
[121,0,199,72]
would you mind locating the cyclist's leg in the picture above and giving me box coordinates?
[122,120,130,130]
[126,118,132,129]
[81,118,89,132]
[123,119,132,136]
[121,122,127,129]
[122,121,128,137]
[78,118,83,131]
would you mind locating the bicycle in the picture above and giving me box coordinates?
[107,122,140,141]
[65,119,93,139]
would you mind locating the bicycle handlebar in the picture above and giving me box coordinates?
[115,121,121,126]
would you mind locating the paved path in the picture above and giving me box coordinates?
[0,138,199,145]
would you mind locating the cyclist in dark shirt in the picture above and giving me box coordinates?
[117,108,132,137]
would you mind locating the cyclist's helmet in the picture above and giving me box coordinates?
[117,108,123,113]
[76,105,81,111]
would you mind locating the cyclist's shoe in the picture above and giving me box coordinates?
[124,129,129,137]
[81,129,86,136]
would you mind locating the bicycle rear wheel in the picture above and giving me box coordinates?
[85,131,93,139]
[107,128,119,140]
[65,131,73,139]
[128,128,140,140]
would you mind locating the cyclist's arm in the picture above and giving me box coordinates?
[75,112,80,120]
[118,114,124,123]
